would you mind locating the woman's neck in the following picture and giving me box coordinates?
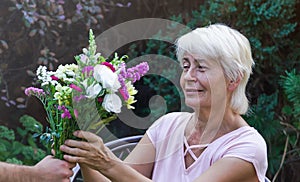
[186,108,247,144]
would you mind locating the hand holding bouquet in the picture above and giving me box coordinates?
[25,30,149,159]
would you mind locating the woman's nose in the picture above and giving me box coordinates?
[184,68,196,80]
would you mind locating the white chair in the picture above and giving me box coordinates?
[70,135,143,182]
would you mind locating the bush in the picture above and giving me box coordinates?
[0,115,46,165]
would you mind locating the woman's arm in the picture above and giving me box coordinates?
[60,131,155,182]
[124,134,155,178]
[79,164,111,182]
[194,157,258,182]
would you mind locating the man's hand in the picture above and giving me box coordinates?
[33,155,76,182]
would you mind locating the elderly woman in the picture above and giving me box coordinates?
[60,23,268,182]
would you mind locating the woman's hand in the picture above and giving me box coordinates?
[60,130,119,172]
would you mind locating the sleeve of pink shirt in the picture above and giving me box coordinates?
[222,128,268,182]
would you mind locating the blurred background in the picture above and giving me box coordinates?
[0,0,299,181]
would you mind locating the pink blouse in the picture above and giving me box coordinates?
[146,112,268,182]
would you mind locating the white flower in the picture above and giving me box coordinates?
[79,54,89,64]
[102,93,122,113]
[82,48,88,55]
[35,66,58,86]
[94,53,101,60]
[55,64,78,81]
[83,80,102,99]
[93,65,121,92]
[81,79,102,99]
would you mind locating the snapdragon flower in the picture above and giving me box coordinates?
[82,66,94,76]
[58,105,71,119]
[70,84,82,92]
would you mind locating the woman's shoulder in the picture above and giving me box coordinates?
[219,126,268,161]
[222,126,267,148]
[151,112,192,127]
[217,126,268,180]
[147,112,192,138]
[161,111,192,119]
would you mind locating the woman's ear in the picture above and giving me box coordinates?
[228,77,241,91]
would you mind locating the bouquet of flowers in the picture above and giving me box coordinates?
[25,30,149,159]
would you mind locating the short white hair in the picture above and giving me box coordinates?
[176,23,254,115]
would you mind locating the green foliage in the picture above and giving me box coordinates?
[244,92,283,174]
[0,115,46,165]
[195,0,298,88]
[281,69,300,122]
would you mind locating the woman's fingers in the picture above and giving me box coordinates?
[64,139,91,150]
[74,130,102,143]
[63,154,85,163]
[51,149,55,155]
[60,144,88,157]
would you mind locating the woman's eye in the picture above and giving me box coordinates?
[183,64,189,71]
[197,65,206,72]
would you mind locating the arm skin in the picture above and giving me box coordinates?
[79,164,111,182]
[60,131,155,182]
[68,133,155,182]
[0,155,75,182]
[194,157,259,182]
[61,131,259,182]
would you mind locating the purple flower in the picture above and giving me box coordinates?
[118,63,129,100]
[70,84,82,92]
[73,95,86,102]
[58,105,71,119]
[25,87,45,97]
[82,66,94,76]
[119,87,129,100]
[125,62,149,83]
[57,15,65,20]
[76,3,83,14]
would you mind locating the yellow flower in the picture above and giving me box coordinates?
[54,84,72,106]
[126,95,137,109]
[126,82,137,96]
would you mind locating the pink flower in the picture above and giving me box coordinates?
[51,75,59,80]
[101,62,115,72]
[119,87,129,100]
[70,84,82,92]
[24,87,45,97]
[97,97,103,103]
[58,105,71,119]
[73,95,85,102]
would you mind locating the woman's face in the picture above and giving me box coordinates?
[180,53,228,112]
